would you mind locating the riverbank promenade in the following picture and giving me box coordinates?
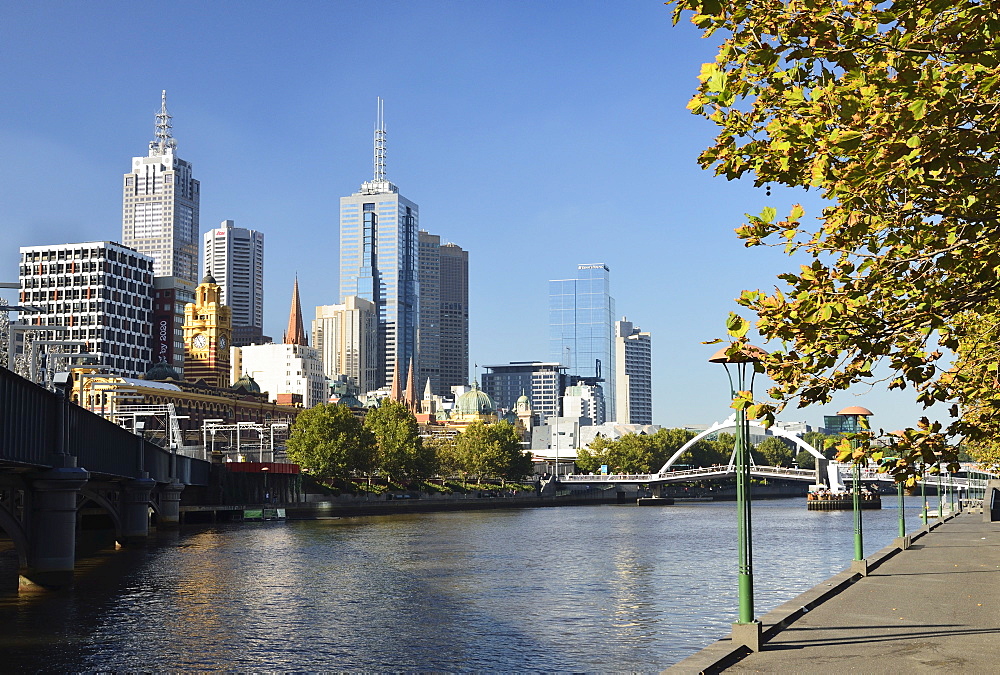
[669,512,1000,673]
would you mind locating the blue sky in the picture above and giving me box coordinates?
[0,1,935,433]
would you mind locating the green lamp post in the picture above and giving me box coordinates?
[710,343,766,650]
[838,406,873,569]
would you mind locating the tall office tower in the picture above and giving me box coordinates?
[339,99,418,390]
[439,242,469,392]
[312,296,378,394]
[417,231,441,393]
[549,263,616,423]
[204,220,265,346]
[417,233,469,395]
[614,318,652,424]
[481,361,567,423]
[122,91,200,283]
[18,242,154,378]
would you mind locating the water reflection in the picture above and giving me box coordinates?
[0,498,923,672]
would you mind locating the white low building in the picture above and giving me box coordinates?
[233,342,326,408]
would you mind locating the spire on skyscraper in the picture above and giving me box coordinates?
[151,90,177,153]
[283,276,308,346]
[374,96,386,182]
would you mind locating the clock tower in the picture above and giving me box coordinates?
[183,273,232,387]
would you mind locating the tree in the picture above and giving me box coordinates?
[364,400,425,480]
[455,421,533,483]
[754,436,795,467]
[604,433,655,474]
[576,434,614,474]
[286,403,375,480]
[668,0,1000,480]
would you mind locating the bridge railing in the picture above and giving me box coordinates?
[1,366,209,486]
[0,365,58,466]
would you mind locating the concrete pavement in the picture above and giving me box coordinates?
[668,512,1000,673]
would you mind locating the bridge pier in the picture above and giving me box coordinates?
[119,477,156,544]
[157,480,186,528]
[20,466,89,589]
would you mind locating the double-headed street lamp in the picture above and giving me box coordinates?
[710,343,766,650]
[837,406,873,570]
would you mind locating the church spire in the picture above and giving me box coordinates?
[283,276,307,346]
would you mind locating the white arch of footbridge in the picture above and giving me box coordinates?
[656,413,825,474]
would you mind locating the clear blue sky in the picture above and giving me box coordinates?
[0,1,934,433]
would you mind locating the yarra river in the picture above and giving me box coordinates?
[1,497,928,672]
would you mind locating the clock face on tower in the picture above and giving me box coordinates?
[219,335,228,350]
[193,333,208,350]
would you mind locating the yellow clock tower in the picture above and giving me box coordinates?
[183,274,232,388]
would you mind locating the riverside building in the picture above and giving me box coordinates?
[18,241,154,378]
[549,263,616,423]
[614,318,652,425]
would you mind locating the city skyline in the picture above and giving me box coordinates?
[0,1,931,431]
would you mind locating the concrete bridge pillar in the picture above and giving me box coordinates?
[21,466,90,589]
[119,477,156,545]
[157,480,185,528]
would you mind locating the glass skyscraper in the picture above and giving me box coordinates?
[549,263,616,422]
[339,99,418,390]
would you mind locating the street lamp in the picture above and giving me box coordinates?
[709,343,765,649]
[837,406,873,569]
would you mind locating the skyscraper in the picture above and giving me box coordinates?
[417,231,441,393]
[339,99,419,390]
[549,263,616,422]
[203,220,265,346]
[615,318,652,424]
[416,233,469,395]
[122,91,200,283]
[439,242,469,392]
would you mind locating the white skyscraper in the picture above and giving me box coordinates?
[339,99,419,390]
[122,91,200,283]
[204,220,265,346]
[615,318,652,424]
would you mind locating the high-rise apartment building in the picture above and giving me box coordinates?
[439,242,469,392]
[549,263,616,422]
[204,220,265,346]
[312,296,378,394]
[152,276,195,372]
[122,91,200,284]
[614,318,652,425]
[339,99,418,390]
[18,241,154,378]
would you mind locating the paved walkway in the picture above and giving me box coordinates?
[670,512,1000,673]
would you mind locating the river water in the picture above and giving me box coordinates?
[1,496,931,672]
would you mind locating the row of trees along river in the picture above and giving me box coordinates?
[286,400,898,490]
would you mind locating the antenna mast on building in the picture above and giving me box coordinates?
[373,97,386,182]
[152,90,176,152]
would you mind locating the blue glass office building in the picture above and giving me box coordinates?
[549,263,615,422]
[340,180,419,390]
